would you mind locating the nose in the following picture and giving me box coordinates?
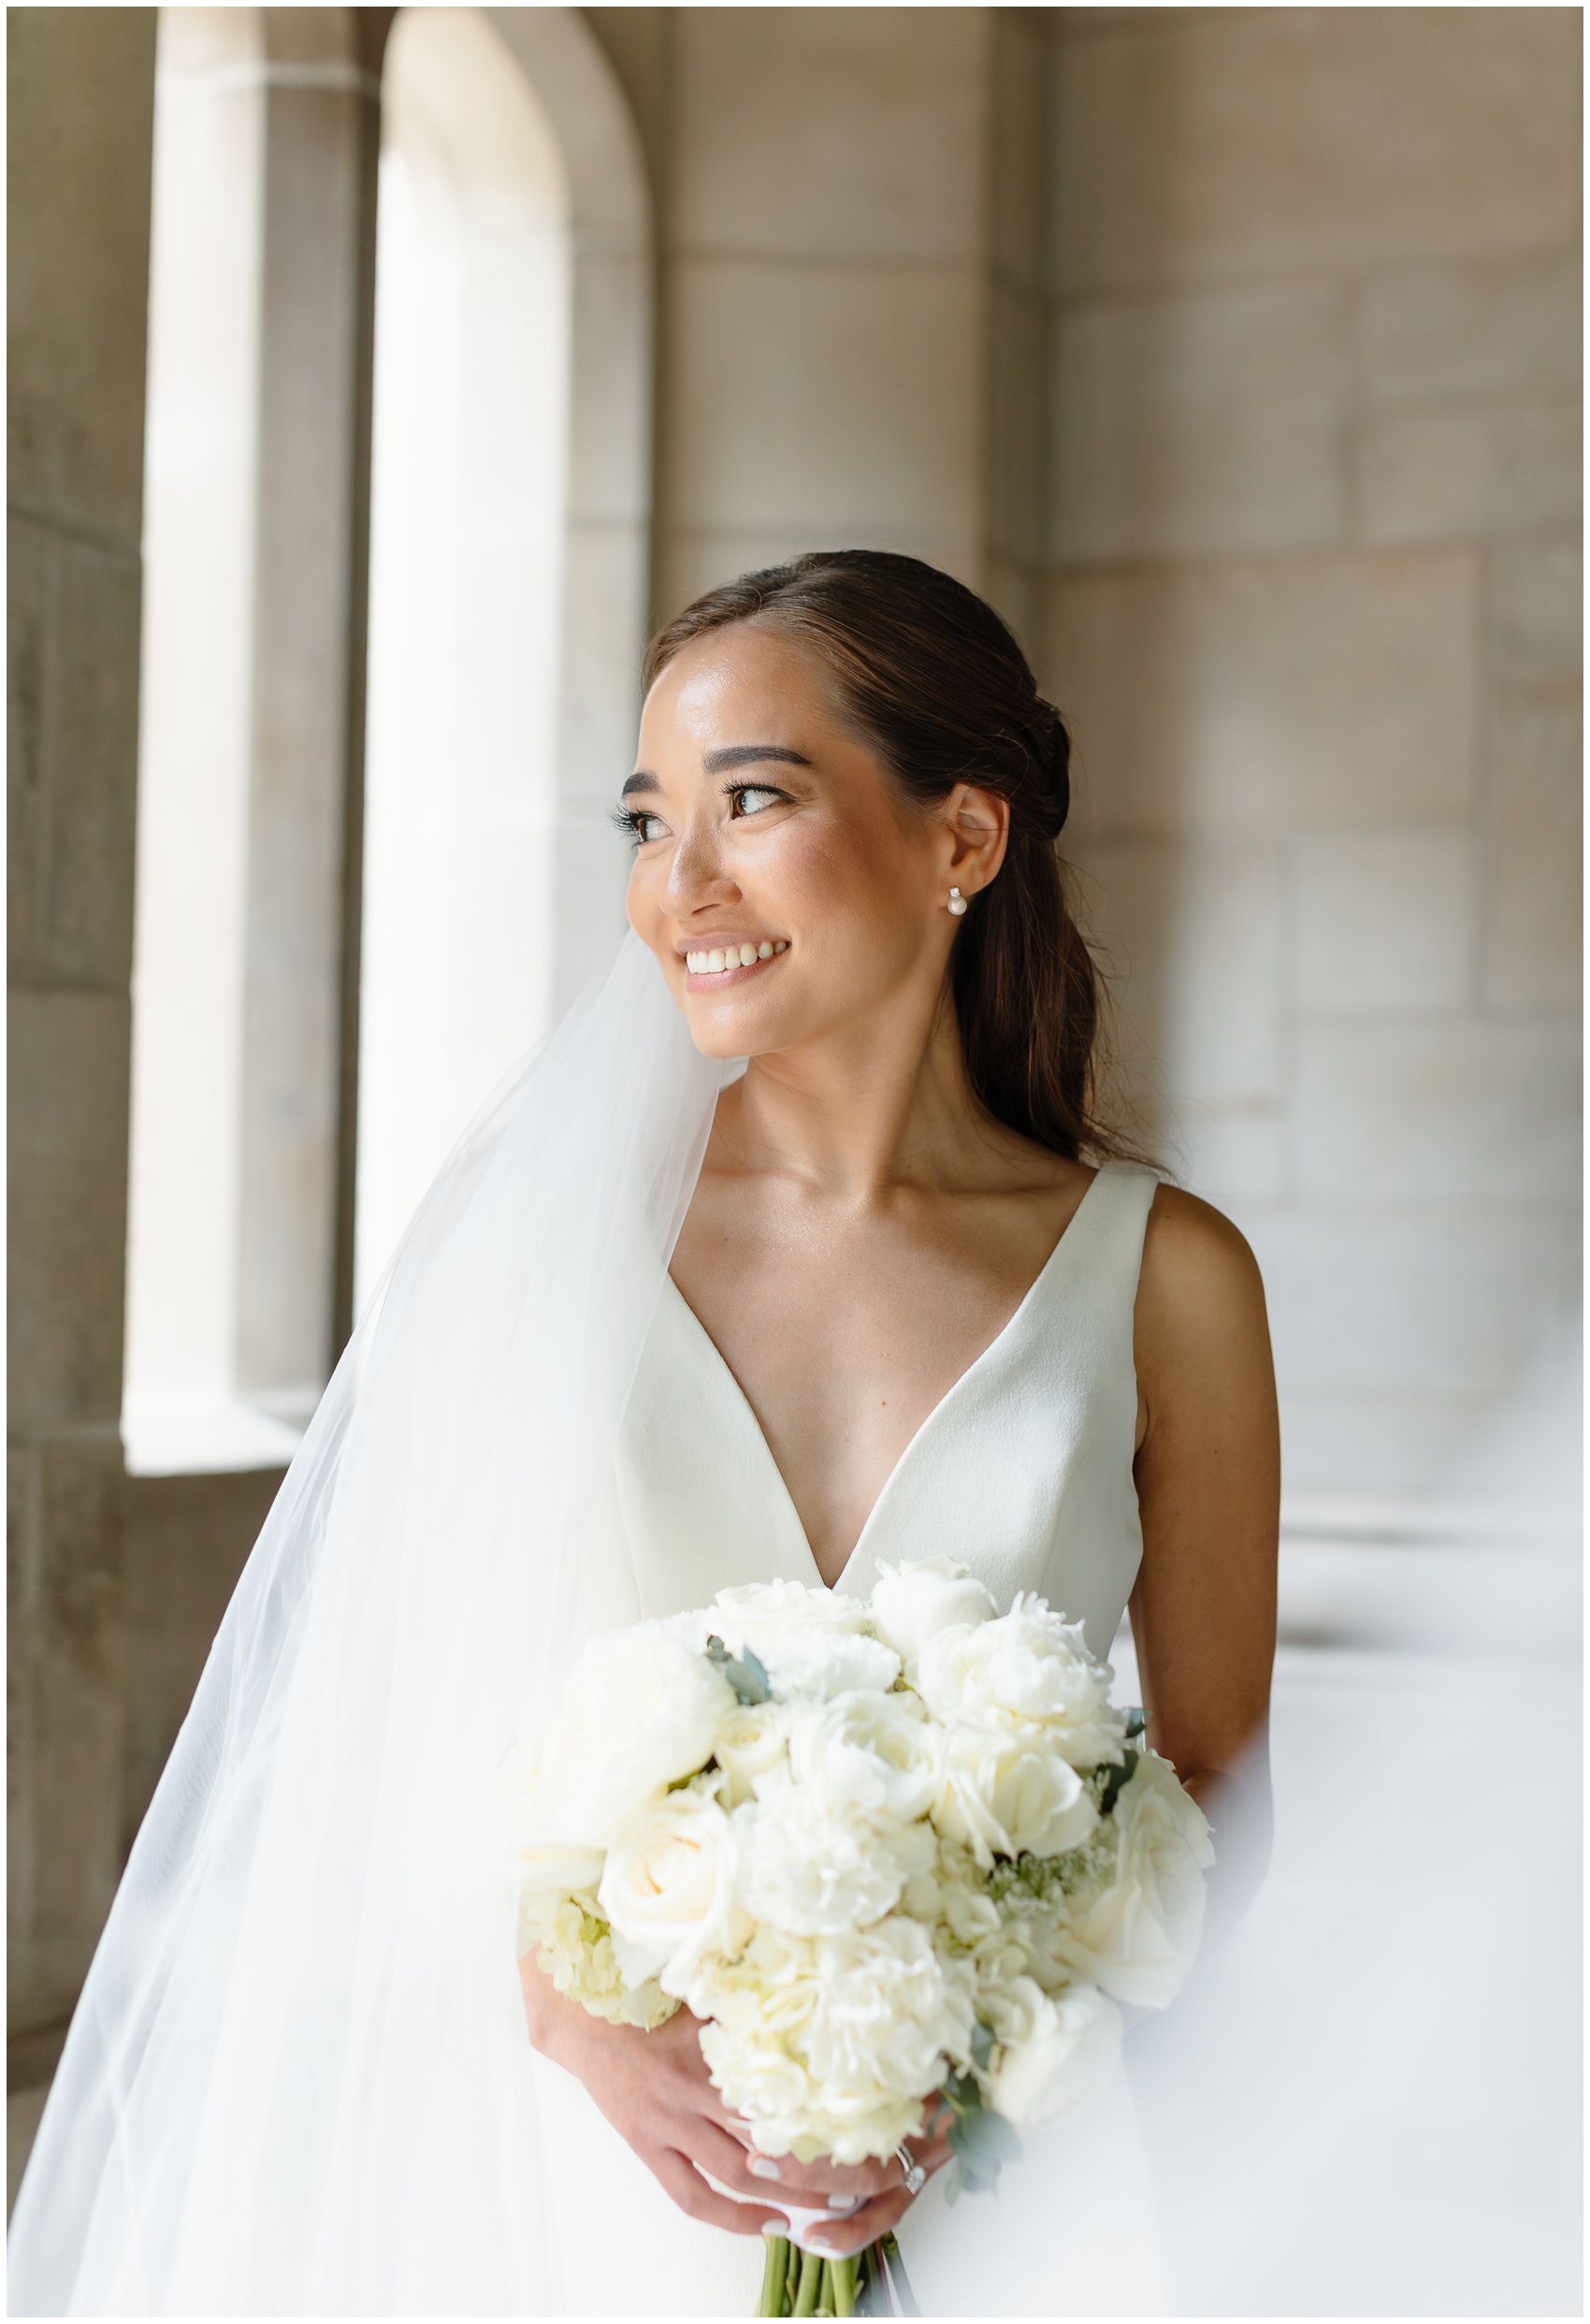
[659,807,741,919]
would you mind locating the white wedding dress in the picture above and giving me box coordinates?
[9,944,1166,2317]
[533,1160,1167,2317]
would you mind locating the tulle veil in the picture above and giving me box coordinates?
[8,935,730,2316]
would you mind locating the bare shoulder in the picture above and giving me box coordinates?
[1135,1182,1272,1369]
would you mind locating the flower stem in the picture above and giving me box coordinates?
[759,2236,789,2317]
[831,2253,859,2316]
[793,2247,822,2317]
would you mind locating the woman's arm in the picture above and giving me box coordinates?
[1130,1185,1280,1926]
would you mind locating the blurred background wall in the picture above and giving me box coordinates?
[8,3,1581,2224]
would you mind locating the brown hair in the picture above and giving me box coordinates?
[644,549,1128,1163]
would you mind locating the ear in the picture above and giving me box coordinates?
[940,783,1009,893]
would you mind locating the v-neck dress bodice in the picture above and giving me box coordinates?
[609,1160,1157,1658]
[531,1161,1164,2319]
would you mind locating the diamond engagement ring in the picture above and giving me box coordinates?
[894,2144,927,2197]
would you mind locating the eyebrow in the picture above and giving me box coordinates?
[622,745,813,799]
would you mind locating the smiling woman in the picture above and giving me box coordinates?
[513,549,1279,2315]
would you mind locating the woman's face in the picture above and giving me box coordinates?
[623,622,999,1061]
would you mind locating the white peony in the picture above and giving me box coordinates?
[599,1785,751,1996]
[932,1726,1098,1866]
[707,1581,900,1699]
[1052,1750,1214,2007]
[801,1917,974,2102]
[739,1779,934,1936]
[916,1594,1127,1768]
[699,1918,972,2165]
[712,1701,789,1809]
[988,1980,1122,2131]
[871,1556,996,1667]
[786,1690,937,1823]
[541,1620,736,1844]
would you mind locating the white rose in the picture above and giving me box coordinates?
[738,1780,934,1937]
[916,1594,1127,1768]
[989,1981,1122,2132]
[871,1556,996,1667]
[932,1727,1098,1867]
[713,1701,789,1808]
[599,1785,751,1996]
[542,1620,736,1844]
[1053,1751,1213,2007]
[787,1690,937,1823]
[707,1581,900,1699]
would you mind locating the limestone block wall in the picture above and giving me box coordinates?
[589,6,1049,631]
[7,8,157,2045]
[1042,7,1582,1519]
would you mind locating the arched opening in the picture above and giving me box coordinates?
[354,7,569,1310]
[354,5,652,1315]
[123,5,650,1458]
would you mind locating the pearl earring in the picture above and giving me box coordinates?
[947,886,968,917]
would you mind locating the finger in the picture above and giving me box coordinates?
[759,2149,896,2201]
[688,2120,817,2205]
[805,2186,914,2258]
[650,2149,784,2240]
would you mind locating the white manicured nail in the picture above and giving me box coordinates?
[827,2195,860,2215]
[747,2157,781,2181]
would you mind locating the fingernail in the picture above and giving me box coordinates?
[827,2195,860,2215]
[747,2157,781,2182]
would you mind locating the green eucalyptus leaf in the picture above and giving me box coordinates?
[704,1634,772,1706]
[1097,1749,1139,1818]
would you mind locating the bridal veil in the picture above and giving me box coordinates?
[8,937,728,2315]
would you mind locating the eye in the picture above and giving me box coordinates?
[729,784,787,819]
[611,805,670,847]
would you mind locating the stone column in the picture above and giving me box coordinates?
[7,7,157,2059]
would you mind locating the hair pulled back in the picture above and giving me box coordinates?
[643,548,1120,1162]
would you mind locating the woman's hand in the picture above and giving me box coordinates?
[519,1955,949,2244]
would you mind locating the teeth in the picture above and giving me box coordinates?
[684,941,789,976]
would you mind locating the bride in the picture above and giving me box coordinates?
[9,551,1279,2317]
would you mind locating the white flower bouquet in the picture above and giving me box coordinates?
[516,1559,1212,2318]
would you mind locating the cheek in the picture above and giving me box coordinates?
[759,814,927,944]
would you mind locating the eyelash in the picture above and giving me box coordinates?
[611,782,789,849]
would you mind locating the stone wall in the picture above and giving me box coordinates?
[7,7,157,2059]
[588,5,1049,637]
[1042,7,1581,1520]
